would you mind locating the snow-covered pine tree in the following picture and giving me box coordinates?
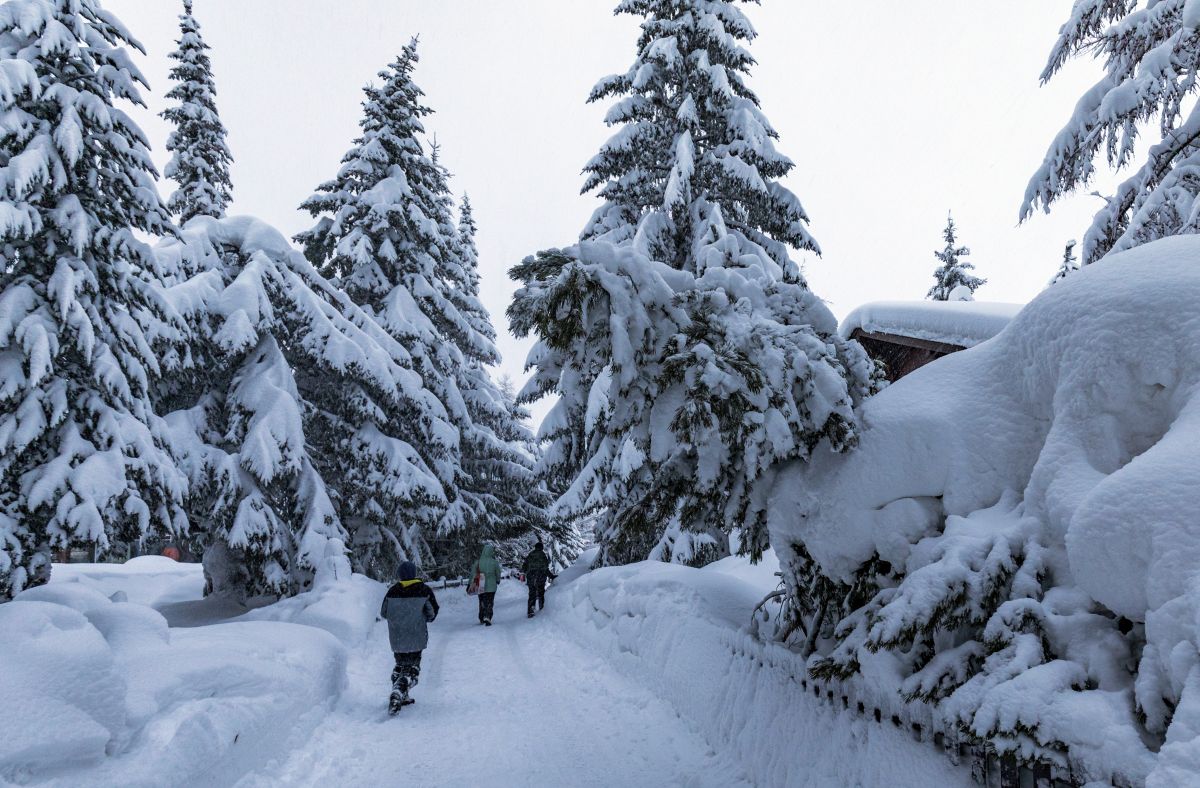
[511,0,878,568]
[155,217,456,595]
[432,195,557,574]
[927,213,985,301]
[160,0,233,225]
[1048,240,1079,286]
[1023,0,1200,263]
[297,40,500,576]
[0,0,189,598]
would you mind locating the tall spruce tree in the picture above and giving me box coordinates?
[0,0,188,598]
[296,41,502,576]
[927,213,985,301]
[160,0,233,225]
[511,0,877,568]
[439,196,558,573]
[154,217,455,595]
[1023,1,1200,263]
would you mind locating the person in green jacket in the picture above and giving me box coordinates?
[471,544,502,626]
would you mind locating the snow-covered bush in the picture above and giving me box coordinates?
[510,0,878,568]
[768,236,1200,784]
[1024,0,1200,263]
[0,0,188,598]
[154,216,454,596]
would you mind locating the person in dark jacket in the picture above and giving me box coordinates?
[380,561,439,714]
[521,541,553,618]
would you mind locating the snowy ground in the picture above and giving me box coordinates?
[4,555,972,787]
[238,583,751,787]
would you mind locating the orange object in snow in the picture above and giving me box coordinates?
[161,546,181,561]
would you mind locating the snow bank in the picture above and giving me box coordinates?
[839,299,1021,348]
[50,557,204,609]
[553,557,971,786]
[236,540,385,646]
[772,236,1200,784]
[1,582,346,785]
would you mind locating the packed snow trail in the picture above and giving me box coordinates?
[237,583,751,787]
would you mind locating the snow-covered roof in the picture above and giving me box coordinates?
[839,300,1024,349]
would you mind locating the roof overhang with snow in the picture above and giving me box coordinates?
[839,300,1024,350]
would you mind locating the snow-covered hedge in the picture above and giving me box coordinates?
[0,570,348,785]
[769,236,1200,785]
[553,555,971,786]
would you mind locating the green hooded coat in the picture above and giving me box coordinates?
[472,545,501,593]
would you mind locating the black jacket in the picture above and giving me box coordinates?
[522,547,552,587]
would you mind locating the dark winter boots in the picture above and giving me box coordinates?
[527,583,546,617]
[389,652,422,714]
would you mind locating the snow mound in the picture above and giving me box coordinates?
[50,559,204,609]
[839,299,1022,348]
[554,557,971,786]
[0,587,346,785]
[771,235,1200,784]
[237,539,385,646]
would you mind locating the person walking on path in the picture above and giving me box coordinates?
[380,561,439,714]
[471,544,501,626]
[522,541,553,618]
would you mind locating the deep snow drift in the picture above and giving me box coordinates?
[0,555,370,786]
[770,235,1200,785]
[556,552,972,787]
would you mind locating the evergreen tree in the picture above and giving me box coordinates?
[511,0,878,569]
[1023,0,1200,263]
[296,41,503,576]
[1048,240,1079,287]
[160,0,233,225]
[155,217,455,594]
[433,197,560,574]
[581,0,819,272]
[0,0,188,598]
[927,213,985,301]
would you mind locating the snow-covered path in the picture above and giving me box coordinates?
[237,583,750,787]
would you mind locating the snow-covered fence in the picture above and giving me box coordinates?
[556,561,972,786]
[767,665,1088,788]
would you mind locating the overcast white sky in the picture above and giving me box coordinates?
[107,0,1110,423]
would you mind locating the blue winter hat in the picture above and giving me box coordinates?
[399,561,418,581]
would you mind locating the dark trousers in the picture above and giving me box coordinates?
[527,581,546,615]
[392,651,422,691]
[478,591,495,623]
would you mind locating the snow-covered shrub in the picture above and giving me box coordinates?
[154,216,454,596]
[0,0,188,598]
[1024,0,1200,263]
[511,0,878,568]
[768,236,1200,784]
